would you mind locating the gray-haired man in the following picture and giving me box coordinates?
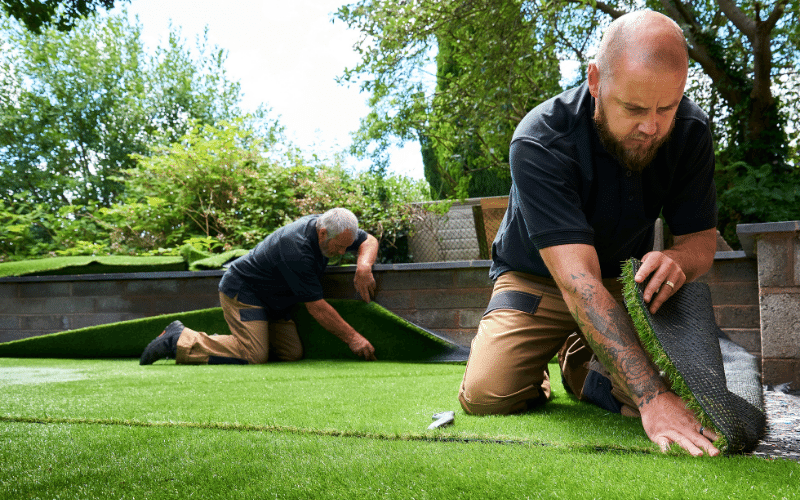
[140,208,380,365]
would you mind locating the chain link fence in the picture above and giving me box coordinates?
[408,196,508,263]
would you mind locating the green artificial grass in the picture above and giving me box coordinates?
[0,300,462,362]
[0,244,247,278]
[0,255,187,277]
[187,248,248,271]
[620,258,725,452]
[0,308,230,359]
[292,299,458,361]
[0,358,797,500]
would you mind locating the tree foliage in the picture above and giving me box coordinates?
[340,0,800,242]
[0,0,125,33]
[0,11,253,208]
[0,119,432,263]
[338,0,564,198]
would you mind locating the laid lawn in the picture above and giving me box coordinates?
[1,358,797,499]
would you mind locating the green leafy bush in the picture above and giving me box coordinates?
[293,164,432,263]
[0,197,113,261]
[715,160,800,246]
[111,119,302,253]
[1,123,432,263]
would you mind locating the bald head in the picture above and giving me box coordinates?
[595,10,688,80]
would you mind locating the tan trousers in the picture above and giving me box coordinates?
[458,271,639,416]
[176,292,303,364]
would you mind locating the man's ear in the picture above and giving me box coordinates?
[318,227,327,242]
[587,63,600,98]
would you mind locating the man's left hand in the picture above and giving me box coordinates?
[634,251,686,314]
[640,390,720,456]
[354,267,376,303]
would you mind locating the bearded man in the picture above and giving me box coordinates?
[458,10,721,456]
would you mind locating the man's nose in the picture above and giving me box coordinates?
[638,115,657,136]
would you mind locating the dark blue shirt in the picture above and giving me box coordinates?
[219,214,368,318]
[491,82,717,280]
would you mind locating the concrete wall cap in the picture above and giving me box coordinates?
[736,221,800,257]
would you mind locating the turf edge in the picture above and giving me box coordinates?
[619,258,728,453]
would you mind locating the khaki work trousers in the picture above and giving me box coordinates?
[458,271,640,416]
[176,292,304,364]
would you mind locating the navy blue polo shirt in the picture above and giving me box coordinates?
[219,214,368,319]
[490,81,717,280]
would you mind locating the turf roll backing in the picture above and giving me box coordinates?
[620,258,766,454]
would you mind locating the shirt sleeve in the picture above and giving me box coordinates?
[510,137,595,251]
[662,123,718,236]
[346,228,369,252]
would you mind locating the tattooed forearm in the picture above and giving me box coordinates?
[565,275,666,407]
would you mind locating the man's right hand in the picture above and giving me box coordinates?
[348,334,377,361]
[640,390,720,456]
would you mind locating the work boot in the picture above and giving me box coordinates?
[139,320,185,365]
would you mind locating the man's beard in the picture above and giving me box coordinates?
[594,98,674,172]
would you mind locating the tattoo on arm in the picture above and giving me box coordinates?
[565,275,666,407]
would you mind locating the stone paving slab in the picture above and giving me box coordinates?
[750,389,800,462]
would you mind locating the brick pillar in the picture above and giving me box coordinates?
[738,221,800,387]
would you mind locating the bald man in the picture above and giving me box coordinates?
[140,208,379,366]
[458,10,721,456]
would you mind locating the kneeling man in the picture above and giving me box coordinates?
[140,207,379,365]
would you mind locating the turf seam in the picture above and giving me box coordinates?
[0,414,654,456]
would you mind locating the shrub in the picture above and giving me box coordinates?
[715,160,800,246]
[0,120,433,263]
[294,164,432,264]
[114,119,303,252]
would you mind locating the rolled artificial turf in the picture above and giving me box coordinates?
[0,300,468,362]
[620,258,766,454]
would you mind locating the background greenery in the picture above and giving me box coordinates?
[0,7,432,264]
[338,0,800,245]
[2,1,799,262]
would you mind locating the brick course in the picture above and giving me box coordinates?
[1,256,760,353]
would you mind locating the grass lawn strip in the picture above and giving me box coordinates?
[1,421,797,500]
[1,358,798,499]
[0,359,650,450]
[0,255,187,277]
[0,300,460,361]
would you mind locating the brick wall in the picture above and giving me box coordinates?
[2,256,759,354]
[323,262,493,347]
[738,221,800,387]
[0,271,224,344]
[697,252,760,358]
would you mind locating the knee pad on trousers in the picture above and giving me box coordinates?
[208,356,249,365]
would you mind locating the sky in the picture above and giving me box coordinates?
[116,0,425,179]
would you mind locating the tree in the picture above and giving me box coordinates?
[337,0,563,198]
[0,0,126,33]
[0,11,254,208]
[340,0,800,241]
